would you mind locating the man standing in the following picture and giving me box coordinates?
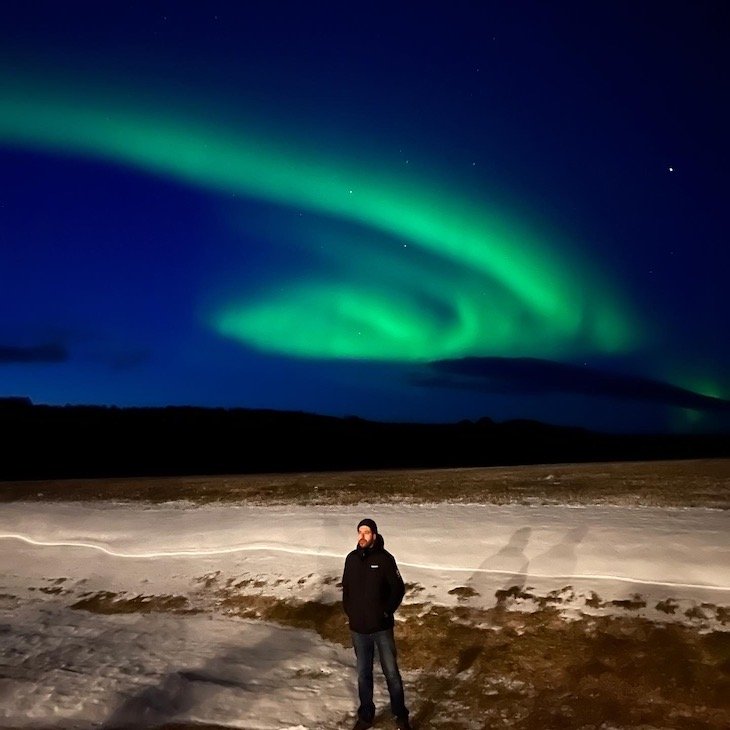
[342,518,411,730]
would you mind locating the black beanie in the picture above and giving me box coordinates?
[357,518,378,534]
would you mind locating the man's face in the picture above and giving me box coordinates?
[357,525,375,549]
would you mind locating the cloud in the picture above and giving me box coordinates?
[0,329,151,370]
[0,343,67,364]
[416,357,730,413]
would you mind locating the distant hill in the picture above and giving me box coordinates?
[1,398,728,480]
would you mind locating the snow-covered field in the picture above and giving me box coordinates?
[0,500,728,728]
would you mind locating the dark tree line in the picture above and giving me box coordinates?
[1,398,728,480]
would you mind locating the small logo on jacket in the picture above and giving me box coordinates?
[370,564,379,568]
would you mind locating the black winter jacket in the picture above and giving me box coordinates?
[342,533,405,634]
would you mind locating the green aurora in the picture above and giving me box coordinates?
[1,76,637,363]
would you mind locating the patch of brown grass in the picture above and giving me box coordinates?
[2,459,729,508]
[397,604,730,729]
[71,591,194,614]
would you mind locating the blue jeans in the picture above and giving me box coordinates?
[351,628,408,722]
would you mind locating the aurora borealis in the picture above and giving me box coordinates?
[0,71,633,362]
[1,3,728,432]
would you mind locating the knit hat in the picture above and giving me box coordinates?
[357,518,378,534]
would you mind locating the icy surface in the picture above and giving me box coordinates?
[0,602,358,729]
[0,500,728,727]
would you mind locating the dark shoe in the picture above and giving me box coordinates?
[395,717,412,730]
[352,719,373,730]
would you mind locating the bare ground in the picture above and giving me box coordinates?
[2,458,729,508]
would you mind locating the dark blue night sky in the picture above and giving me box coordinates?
[1,1,728,433]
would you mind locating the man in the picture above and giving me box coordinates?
[342,518,411,730]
